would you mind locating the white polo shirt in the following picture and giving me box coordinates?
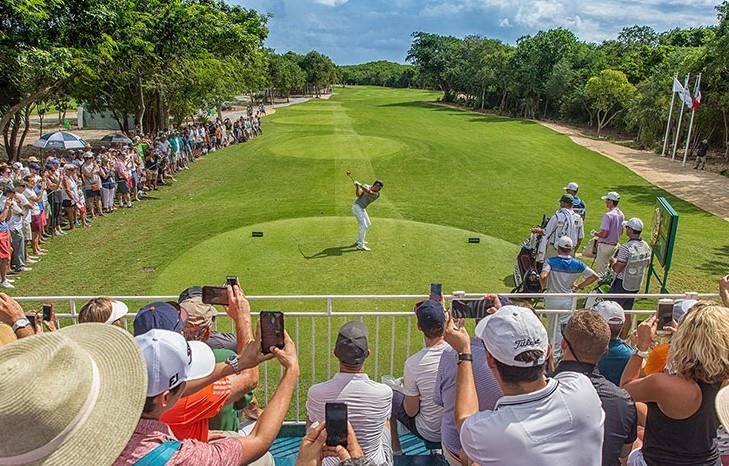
[307,372,393,466]
[402,341,450,442]
[460,371,604,466]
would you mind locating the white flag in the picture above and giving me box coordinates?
[672,77,684,93]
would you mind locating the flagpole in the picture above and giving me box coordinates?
[671,73,690,160]
[682,73,701,166]
[662,73,678,157]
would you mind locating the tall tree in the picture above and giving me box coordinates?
[584,69,636,137]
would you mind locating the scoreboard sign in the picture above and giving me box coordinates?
[650,197,678,268]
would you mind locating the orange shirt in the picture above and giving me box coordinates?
[644,343,670,375]
[161,377,231,441]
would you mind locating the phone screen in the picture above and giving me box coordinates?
[430,283,442,299]
[657,299,674,329]
[325,402,348,447]
[25,314,36,329]
[260,311,285,354]
[42,304,53,322]
[226,276,238,288]
[451,298,494,319]
[202,286,229,306]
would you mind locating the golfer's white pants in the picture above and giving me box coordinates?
[593,243,618,275]
[352,204,371,245]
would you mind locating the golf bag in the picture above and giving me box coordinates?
[512,216,547,294]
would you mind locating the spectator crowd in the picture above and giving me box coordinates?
[0,111,264,289]
[1,272,728,466]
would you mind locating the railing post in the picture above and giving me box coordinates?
[69,299,77,323]
[327,298,332,379]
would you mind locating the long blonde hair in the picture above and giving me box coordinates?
[667,302,729,383]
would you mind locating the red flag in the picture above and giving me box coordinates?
[692,75,702,111]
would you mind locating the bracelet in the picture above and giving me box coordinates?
[633,348,649,359]
[457,353,473,365]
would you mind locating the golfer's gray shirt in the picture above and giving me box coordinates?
[355,187,380,209]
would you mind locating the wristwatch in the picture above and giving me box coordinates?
[456,353,473,365]
[633,348,649,359]
[11,318,31,333]
[225,354,241,375]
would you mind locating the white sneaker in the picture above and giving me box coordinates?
[26,259,39,264]
[17,267,31,272]
[5,278,14,283]
[1,280,15,289]
[356,244,371,251]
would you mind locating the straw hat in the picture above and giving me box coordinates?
[0,323,147,465]
[717,385,729,432]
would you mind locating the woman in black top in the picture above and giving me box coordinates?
[622,302,729,466]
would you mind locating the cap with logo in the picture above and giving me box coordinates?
[623,217,644,232]
[133,301,188,336]
[601,192,620,202]
[560,194,574,204]
[564,182,579,192]
[334,321,369,366]
[477,305,548,367]
[135,329,215,397]
[556,236,574,249]
[592,300,625,325]
[415,299,446,333]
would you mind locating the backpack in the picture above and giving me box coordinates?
[620,240,652,292]
[521,269,543,293]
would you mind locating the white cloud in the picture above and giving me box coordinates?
[311,0,349,6]
[498,17,511,27]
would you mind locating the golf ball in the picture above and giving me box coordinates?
[401,243,406,247]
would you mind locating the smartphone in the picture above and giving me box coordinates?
[452,297,495,319]
[325,402,348,447]
[430,283,442,300]
[202,286,229,306]
[657,299,674,330]
[260,311,285,354]
[226,276,238,288]
[42,304,53,322]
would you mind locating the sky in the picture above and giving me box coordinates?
[237,0,722,65]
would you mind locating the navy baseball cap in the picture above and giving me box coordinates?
[415,299,446,332]
[133,301,188,336]
[560,194,574,204]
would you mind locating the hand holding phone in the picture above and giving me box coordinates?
[260,311,285,354]
[657,299,674,332]
[325,402,348,447]
[42,304,53,322]
[226,276,239,288]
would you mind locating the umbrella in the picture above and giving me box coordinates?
[33,131,88,150]
[100,133,133,145]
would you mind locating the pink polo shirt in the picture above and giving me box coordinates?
[112,418,243,466]
[598,207,624,245]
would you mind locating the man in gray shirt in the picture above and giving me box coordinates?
[351,179,383,251]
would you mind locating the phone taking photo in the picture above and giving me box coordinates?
[202,286,229,306]
[451,297,495,319]
[42,304,53,322]
[260,311,285,354]
[430,283,442,300]
[325,402,348,447]
[657,299,674,331]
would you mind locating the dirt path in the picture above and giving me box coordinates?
[538,121,729,223]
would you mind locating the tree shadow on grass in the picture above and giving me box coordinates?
[299,243,361,260]
[377,100,536,125]
[695,244,729,276]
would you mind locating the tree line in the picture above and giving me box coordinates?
[383,3,729,158]
[1,0,337,162]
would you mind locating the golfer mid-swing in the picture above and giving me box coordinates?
[352,179,384,251]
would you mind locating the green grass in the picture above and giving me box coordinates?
[16,86,729,414]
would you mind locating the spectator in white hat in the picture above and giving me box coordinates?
[445,305,604,466]
[592,191,624,275]
[594,301,634,386]
[564,182,586,220]
[540,235,599,356]
[0,320,148,465]
[115,326,299,466]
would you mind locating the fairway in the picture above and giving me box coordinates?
[18,86,729,299]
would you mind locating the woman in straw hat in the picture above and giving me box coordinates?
[621,302,729,466]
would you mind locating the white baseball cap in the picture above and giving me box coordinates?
[673,299,698,322]
[564,182,579,192]
[135,329,215,397]
[478,306,548,367]
[556,236,573,249]
[592,300,625,325]
[623,217,644,232]
[601,192,620,202]
[104,300,129,325]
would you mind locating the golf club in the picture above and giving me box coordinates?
[346,170,356,183]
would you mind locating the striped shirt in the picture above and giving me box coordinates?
[434,338,502,455]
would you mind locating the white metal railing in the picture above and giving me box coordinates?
[15,292,720,423]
